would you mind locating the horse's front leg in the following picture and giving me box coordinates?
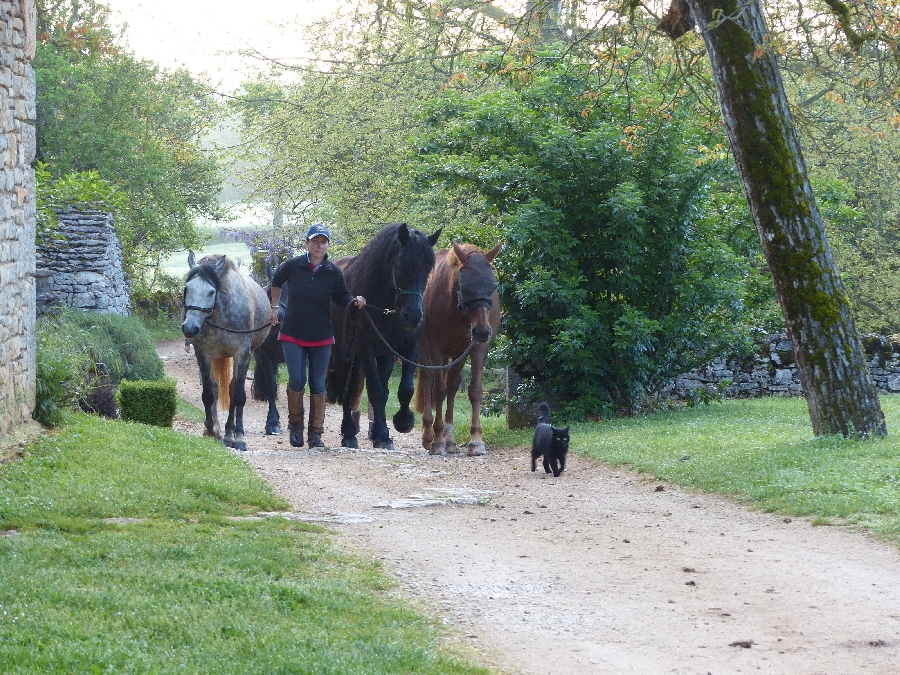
[392,357,418,434]
[367,353,395,449]
[442,361,465,454]
[465,345,489,456]
[229,350,252,451]
[196,350,221,440]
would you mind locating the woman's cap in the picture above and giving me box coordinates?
[306,223,331,241]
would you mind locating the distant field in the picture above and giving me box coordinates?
[161,242,252,278]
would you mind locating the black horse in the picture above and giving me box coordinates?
[250,286,285,435]
[327,223,441,449]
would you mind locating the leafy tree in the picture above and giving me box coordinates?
[34,0,225,287]
[230,0,508,248]
[417,51,762,417]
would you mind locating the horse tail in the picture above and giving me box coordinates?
[212,356,232,410]
[251,347,274,402]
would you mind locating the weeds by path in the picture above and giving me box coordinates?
[0,413,489,675]
[485,395,900,543]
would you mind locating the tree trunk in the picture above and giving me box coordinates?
[680,0,885,437]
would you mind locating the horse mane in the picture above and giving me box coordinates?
[185,254,237,290]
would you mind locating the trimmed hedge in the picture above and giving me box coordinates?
[118,378,178,427]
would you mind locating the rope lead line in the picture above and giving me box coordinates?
[353,301,475,371]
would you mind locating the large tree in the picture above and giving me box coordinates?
[656,0,886,436]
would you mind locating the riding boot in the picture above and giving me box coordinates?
[308,393,326,448]
[286,387,305,448]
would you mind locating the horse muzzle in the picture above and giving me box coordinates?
[472,324,493,344]
[182,320,202,338]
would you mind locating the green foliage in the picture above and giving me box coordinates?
[118,378,178,428]
[33,309,165,427]
[230,7,500,249]
[35,162,130,245]
[0,414,487,674]
[417,49,763,418]
[33,3,225,290]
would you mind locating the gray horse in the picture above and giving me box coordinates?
[182,251,270,451]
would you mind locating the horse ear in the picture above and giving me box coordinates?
[452,240,469,264]
[485,242,502,263]
[214,255,227,275]
[188,250,196,268]
[428,227,443,247]
[397,223,410,245]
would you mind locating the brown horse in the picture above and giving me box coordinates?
[415,241,501,456]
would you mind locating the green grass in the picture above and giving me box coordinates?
[0,413,489,675]
[485,395,900,543]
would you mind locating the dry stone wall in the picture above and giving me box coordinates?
[35,210,131,315]
[663,332,900,401]
[0,0,36,438]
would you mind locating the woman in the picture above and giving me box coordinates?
[269,224,365,447]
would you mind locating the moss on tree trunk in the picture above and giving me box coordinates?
[682,0,886,437]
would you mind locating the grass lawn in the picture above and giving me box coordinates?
[0,413,489,675]
[481,394,900,543]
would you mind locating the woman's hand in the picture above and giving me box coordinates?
[269,306,280,326]
[354,296,366,308]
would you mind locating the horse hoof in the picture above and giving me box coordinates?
[374,439,395,450]
[447,443,461,454]
[342,437,359,449]
[467,442,487,456]
[233,441,247,452]
[428,446,447,456]
[265,425,281,435]
[392,410,415,434]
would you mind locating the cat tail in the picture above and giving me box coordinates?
[538,401,551,425]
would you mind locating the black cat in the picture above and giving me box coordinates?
[531,402,570,477]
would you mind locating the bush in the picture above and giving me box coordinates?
[33,308,165,427]
[118,378,178,427]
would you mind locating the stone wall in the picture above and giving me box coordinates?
[0,0,37,438]
[36,210,131,315]
[663,332,900,401]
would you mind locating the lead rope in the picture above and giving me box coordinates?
[352,300,476,371]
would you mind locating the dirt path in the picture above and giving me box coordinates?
[160,339,900,674]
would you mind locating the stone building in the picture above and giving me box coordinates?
[0,1,37,439]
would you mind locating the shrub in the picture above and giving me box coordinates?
[118,378,178,427]
[33,308,165,427]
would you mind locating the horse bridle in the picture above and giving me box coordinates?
[387,266,424,315]
[183,277,270,334]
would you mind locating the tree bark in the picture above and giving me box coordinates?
[678,0,885,437]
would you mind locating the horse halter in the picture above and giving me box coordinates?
[457,262,498,312]
[182,276,217,316]
[389,266,425,314]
